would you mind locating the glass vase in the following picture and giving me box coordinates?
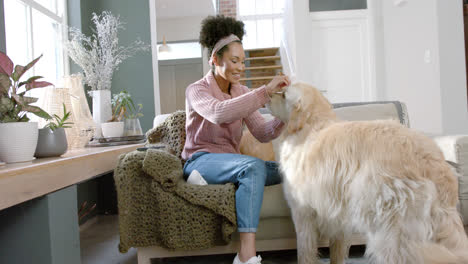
[124,118,143,136]
[40,75,96,149]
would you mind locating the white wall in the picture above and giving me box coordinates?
[286,0,468,134]
[381,0,468,134]
[150,0,162,116]
[157,16,210,75]
[436,0,468,134]
[156,16,205,42]
[289,0,374,103]
[380,0,442,133]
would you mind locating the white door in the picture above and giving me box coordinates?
[289,0,376,104]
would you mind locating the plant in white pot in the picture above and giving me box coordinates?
[64,11,149,137]
[0,52,52,163]
[101,90,134,138]
[35,103,73,158]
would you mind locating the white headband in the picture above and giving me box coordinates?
[209,34,240,66]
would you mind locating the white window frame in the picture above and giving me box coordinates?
[236,0,284,49]
[5,0,69,82]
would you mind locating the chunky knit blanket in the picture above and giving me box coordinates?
[115,111,237,252]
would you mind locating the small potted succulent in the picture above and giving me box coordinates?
[0,52,52,163]
[35,104,73,158]
[100,90,135,138]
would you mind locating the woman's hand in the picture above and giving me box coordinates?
[266,74,291,97]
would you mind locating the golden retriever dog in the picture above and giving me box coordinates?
[267,82,468,264]
[240,129,276,161]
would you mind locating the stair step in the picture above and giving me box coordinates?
[240,76,276,81]
[241,47,282,88]
[245,65,282,71]
[245,56,281,61]
[245,47,279,52]
[245,47,279,57]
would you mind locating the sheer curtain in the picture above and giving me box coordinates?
[278,0,296,80]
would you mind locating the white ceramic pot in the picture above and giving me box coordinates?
[101,122,124,138]
[0,122,38,163]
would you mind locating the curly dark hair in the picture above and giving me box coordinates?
[199,15,245,59]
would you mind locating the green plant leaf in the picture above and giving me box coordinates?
[45,122,58,130]
[22,105,52,119]
[11,54,43,81]
[0,97,14,112]
[44,103,73,129]
[18,115,30,122]
[18,76,43,88]
[0,73,11,94]
[0,52,14,76]
[25,81,53,90]
[11,65,24,82]
[11,94,38,106]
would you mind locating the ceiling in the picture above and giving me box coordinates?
[156,0,216,19]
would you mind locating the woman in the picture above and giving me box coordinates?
[182,15,290,264]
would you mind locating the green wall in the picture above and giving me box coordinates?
[71,0,156,223]
[78,0,155,133]
[67,0,98,224]
[0,186,81,264]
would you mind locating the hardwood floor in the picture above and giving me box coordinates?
[80,215,367,264]
[81,215,468,264]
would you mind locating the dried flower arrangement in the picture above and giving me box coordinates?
[65,11,149,92]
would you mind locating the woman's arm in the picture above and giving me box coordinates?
[186,83,270,124]
[244,110,285,143]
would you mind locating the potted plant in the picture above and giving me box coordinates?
[35,103,73,158]
[0,52,52,163]
[101,90,134,138]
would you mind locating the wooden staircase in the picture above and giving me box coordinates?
[240,47,282,89]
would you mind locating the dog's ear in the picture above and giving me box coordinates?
[287,100,308,134]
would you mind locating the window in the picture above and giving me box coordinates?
[237,0,285,49]
[4,0,68,120]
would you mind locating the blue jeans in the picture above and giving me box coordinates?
[183,152,282,233]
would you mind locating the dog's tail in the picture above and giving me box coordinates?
[422,208,468,264]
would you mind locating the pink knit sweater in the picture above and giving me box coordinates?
[181,71,285,160]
